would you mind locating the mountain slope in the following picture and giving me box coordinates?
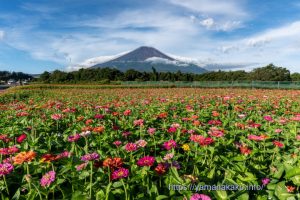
[91,46,207,74]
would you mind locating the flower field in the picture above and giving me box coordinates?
[1,87,300,200]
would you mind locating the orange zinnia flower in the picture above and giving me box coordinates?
[13,151,36,164]
[93,126,105,133]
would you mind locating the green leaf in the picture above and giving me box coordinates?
[213,189,228,200]
[291,175,300,186]
[236,192,249,200]
[71,191,88,200]
[285,167,300,179]
[78,170,89,180]
[156,195,169,200]
[207,167,215,179]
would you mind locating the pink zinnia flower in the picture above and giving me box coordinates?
[248,134,265,141]
[76,162,88,171]
[81,152,100,162]
[68,134,81,142]
[275,129,282,133]
[137,156,156,167]
[171,123,180,128]
[40,171,56,187]
[190,193,211,200]
[262,178,270,186]
[125,143,137,152]
[147,128,156,135]
[51,114,62,120]
[163,153,174,161]
[111,167,129,180]
[0,163,14,176]
[113,140,122,147]
[136,139,147,148]
[163,140,177,150]
[208,127,224,137]
[134,119,144,126]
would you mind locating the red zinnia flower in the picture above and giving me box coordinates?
[273,140,284,148]
[17,133,27,143]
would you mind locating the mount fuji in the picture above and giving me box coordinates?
[90,46,207,74]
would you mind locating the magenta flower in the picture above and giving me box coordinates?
[40,171,56,187]
[190,193,211,200]
[111,167,129,180]
[262,178,270,186]
[137,156,155,167]
[0,163,14,176]
[264,115,273,122]
[94,114,104,119]
[68,134,81,142]
[81,152,100,162]
[167,127,177,133]
[163,140,177,150]
[125,143,137,152]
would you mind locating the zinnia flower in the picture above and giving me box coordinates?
[163,140,177,150]
[273,140,284,148]
[133,119,144,126]
[51,114,62,120]
[76,163,88,171]
[113,141,122,147]
[262,178,270,186]
[13,151,36,164]
[125,143,137,152]
[147,128,156,135]
[163,153,174,161]
[16,133,27,143]
[68,134,81,142]
[137,156,156,167]
[0,163,14,176]
[182,144,190,151]
[136,139,147,148]
[103,157,123,169]
[264,115,273,122]
[154,163,168,175]
[40,171,56,187]
[190,193,211,200]
[111,167,129,180]
[81,152,100,162]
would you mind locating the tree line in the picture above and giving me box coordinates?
[0,71,33,82]
[37,64,300,83]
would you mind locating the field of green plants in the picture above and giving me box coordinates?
[1,87,300,200]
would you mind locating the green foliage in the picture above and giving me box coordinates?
[38,64,294,83]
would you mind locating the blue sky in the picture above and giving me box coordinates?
[1,0,300,73]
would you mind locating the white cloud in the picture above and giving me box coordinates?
[198,17,242,31]
[0,30,4,40]
[167,0,247,18]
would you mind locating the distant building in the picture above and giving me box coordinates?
[7,79,16,85]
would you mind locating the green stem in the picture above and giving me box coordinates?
[90,162,93,199]
[3,175,9,195]
[26,163,32,192]
[121,179,128,200]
